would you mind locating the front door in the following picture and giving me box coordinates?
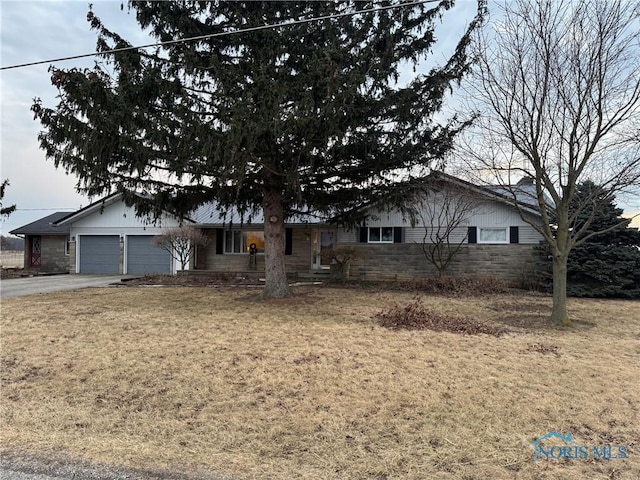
[29,236,41,268]
[312,230,334,269]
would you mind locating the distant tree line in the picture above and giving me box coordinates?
[1,235,24,251]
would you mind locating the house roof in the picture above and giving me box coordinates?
[485,184,543,211]
[53,192,193,226]
[190,202,327,226]
[52,190,328,227]
[487,185,536,206]
[486,183,552,211]
[47,172,543,231]
[431,172,543,217]
[9,212,72,235]
[53,192,126,226]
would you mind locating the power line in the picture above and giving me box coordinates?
[12,208,78,211]
[1,0,438,71]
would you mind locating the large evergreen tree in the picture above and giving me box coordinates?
[535,181,640,299]
[0,179,17,218]
[32,1,484,297]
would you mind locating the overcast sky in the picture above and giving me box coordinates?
[1,1,152,235]
[1,1,638,237]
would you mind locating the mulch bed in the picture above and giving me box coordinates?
[123,273,260,286]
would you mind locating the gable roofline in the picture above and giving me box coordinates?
[53,192,124,226]
[53,192,194,226]
[50,173,541,229]
[340,171,543,223]
[189,202,329,226]
[431,171,542,217]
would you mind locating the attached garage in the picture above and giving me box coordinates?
[53,193,184,275]
[126,235,171,274]
[79,235,120,274]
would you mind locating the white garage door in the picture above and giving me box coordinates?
[127,236,171,274]
[79,235,120,274]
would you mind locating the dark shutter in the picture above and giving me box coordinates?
[359,227,368,243]
[510,226,519,244]
[393,227,403,243]
[467,227,477,244]
[285,228,293,255]
[215,228,224,254]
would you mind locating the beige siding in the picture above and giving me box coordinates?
[362,210,411,227]
[404,225,468,244]
[468,201,536,228]
[519,225,544,244]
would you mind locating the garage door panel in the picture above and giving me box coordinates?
[79,236,120,274]
[127,236,171,274]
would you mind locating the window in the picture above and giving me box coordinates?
[359,227,402,244]
[65,236,71,256]
[479,228,508,243]
[368,227,394,243]
[224,230,265,253]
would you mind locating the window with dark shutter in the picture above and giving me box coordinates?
[393,227,402,243]
[510,226,519,244]
[285,228,293,255]
[215,229,224,254]
[363,227,396,243]
[359,227,368,243]
[467,226,477,244]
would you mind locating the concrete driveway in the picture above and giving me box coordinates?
[0,274,134,298]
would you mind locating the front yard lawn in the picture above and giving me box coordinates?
[1,286,638,479]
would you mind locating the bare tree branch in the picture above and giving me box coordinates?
[460,0,640,325]
[416,184,476,277]
[153,226,208,271]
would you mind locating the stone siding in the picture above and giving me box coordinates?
[346,243,536,286]
[192,228,535,285]
[41,235,70,273]
[200,228,313,274]
[69,241,76,273]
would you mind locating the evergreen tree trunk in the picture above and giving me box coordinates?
[262,188,291,299]
[550,252,570,326]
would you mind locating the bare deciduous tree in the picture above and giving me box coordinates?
[416,186,476,277]
[463,0,640,325]
[153,226,208,271]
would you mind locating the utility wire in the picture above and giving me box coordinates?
[1,0,439,71]
[12,208,77,211]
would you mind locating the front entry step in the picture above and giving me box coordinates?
[297,269,331,279]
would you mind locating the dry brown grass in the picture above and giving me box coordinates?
[1,286,639,479]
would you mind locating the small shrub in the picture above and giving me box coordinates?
[375,296,506,336]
